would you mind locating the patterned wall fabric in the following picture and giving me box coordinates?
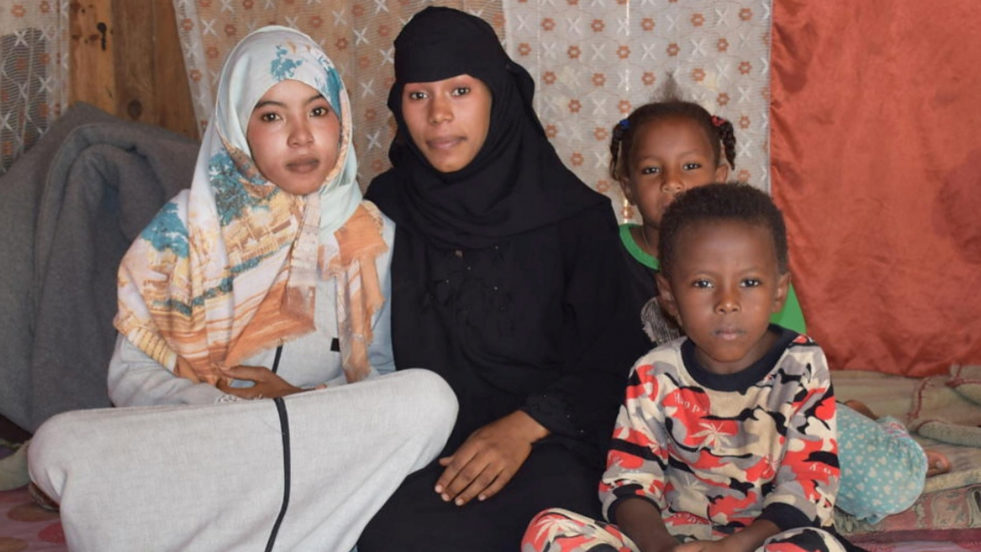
[0,1,69,175]
[505,0,772,221]
[171,0,504,193]
[172,0,771,221]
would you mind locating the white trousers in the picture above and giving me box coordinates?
[29,369,457,552]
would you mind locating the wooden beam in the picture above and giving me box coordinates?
[149,0,198,140]
[69,0,198,140]
[69,0,116,115]
[112,0,155,124]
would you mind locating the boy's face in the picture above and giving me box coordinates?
[246,79,341,196]
[656,219,789,375]
[619,116,729,228]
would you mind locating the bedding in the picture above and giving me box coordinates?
[833,369,981,548]
[0,103,197,432]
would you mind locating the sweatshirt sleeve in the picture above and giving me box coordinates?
[107,334,227,407]
[599,356,670,522]
[759,345,839,530]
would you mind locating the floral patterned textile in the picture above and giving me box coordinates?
[0,1,69,175]
[170,0,770,222]
[836,408,927,524]
[600,332,838,541]
[115,26,386,385]
[504,0,773,220]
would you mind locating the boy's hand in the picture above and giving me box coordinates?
[674,519,779,552]
[615,498,677,552]
[217,365,303,399]
[434,410,547,506]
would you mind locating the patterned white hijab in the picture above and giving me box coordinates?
[115,26,385,385]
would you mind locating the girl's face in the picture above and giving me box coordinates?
[401,74,492,173]
[656,220,789,375]
[620,116,728,227]
[246,79,341,196]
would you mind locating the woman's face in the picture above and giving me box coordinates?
[401,74,492,173]
[246,79,341,196]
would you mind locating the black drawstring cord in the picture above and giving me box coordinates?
[271,344,284,374]
[264,397,291,552]
[264,344,290,552]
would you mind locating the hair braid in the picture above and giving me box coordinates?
[609,118,629,181]
[610,101,736,181]
[711,116,737,169]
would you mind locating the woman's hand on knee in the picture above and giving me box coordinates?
[434,410,547,506]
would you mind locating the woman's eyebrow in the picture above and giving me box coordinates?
[253,99,282,109]
[253,94,325,110]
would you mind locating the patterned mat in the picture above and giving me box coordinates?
[0,485,65,551]
[1,412,978,551]
[0,445,64,552]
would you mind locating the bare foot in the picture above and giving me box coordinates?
[28,482,59,512]
[926,451,951,477]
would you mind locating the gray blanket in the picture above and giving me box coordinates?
[0,103,198,431]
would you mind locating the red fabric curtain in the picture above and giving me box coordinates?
[770,1,981,376]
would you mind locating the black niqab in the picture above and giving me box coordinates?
[365,7,641,458]
[357,12,649,546]
[369,6,606,249]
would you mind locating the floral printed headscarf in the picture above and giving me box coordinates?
[115,26,386,385]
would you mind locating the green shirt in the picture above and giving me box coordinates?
[619,224,807,335]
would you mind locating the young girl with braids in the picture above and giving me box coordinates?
[611,99,805,347]
[608,99,946,527]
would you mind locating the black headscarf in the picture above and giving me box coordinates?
[367,6,606,249]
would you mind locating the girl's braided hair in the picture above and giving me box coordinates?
[609,100,736,181]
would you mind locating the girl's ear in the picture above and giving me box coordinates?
[713,162,729,183]
[772,271,791,313]
[655,272,682,327]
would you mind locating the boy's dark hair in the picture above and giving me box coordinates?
[659,182,789,277]
[609,100,736,182]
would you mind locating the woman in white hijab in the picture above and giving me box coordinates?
[28,26,455,551]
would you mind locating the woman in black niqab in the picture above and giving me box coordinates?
[360,7,651,551]
[370,6,606,247]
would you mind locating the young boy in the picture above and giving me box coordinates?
[523,183,850,552]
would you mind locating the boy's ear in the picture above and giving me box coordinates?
[772,271,791,313]
[714,162,730,183]
[655,272,682,327]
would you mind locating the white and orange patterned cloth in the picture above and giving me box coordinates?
[522,329,847,552]
[115,25,385,386]
[602,329,838,540]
